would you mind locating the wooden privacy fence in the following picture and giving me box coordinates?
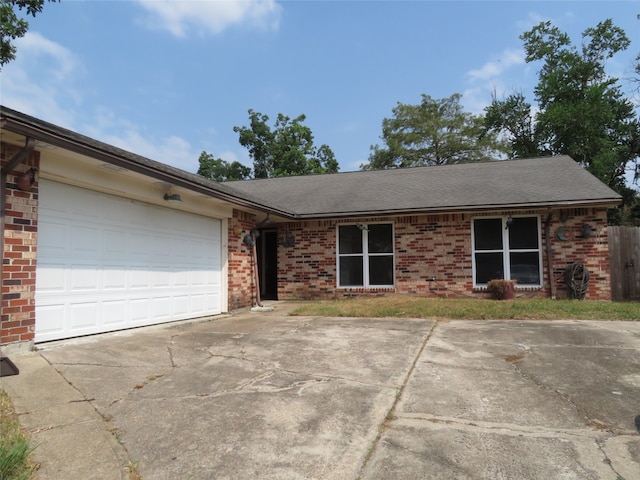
[608,226,640,301]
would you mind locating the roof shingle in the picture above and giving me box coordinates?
[227,156,621,218]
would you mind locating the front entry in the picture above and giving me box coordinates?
[257,229,278,300]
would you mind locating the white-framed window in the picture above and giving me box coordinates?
[472,216,542,287]
[337,223,394,287]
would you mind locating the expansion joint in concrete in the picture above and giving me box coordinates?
[355,320,439,480]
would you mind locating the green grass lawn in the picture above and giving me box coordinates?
[0,389,36,480]
[290,296,640,321]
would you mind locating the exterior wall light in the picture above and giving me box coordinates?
[505,216,514,229]
[163,193,183,204]
[16,167,38,191]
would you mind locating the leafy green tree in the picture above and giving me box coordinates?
[362,93,508,170]
[196,151,251,182]
[0,0,58,68]
[233,109,338,178]
[485,19,640,190]
[482,92,543,159]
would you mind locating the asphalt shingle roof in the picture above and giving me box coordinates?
[227,156,621,218]
[1,106,622,220]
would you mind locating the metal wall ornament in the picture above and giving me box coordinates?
[556,227,571,241]
[277,231,295,247]
[581,223,594,238]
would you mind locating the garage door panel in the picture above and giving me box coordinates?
[36,180,223,342]
[72,226,100,256]
[71,267,99,291]
[104,268,127,289]
[151,269,172,288]
[37,264,66,292]
[173,296,191,316]
[102,300,127,326]
[152,297,172,319]
[129,298,151,323]
[104,230,126,255]
[38,221,67,256]
[130,269,151,289]
[69,303,98,330]
[36,305,66,337]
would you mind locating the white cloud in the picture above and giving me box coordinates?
[1,32,83,128]
[1,31,206,173]
[462,48,530,115]
[135,0,282,37]
[467,49,525,82]
[77,109,198,172]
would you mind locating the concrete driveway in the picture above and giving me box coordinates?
[3,304,640,479]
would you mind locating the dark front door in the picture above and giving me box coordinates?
[257,229,278,300]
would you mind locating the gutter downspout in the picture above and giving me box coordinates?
[545,208,557,300]
[251,231,263,308]
[1,137,36,349]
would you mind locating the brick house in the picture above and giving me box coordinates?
[1,106,621,352]
[228,158,620,303]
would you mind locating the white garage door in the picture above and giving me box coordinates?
[35,180,222,342]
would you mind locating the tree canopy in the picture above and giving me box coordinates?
[485,21,639,185]
[0,0,57,68]
[196,152,251,182]
[483,19,640,224]
[362,93,508,170]
[232,109,338,179]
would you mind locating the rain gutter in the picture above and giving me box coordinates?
[0,112,293,219]
[545,208,557,299]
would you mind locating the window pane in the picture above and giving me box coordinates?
[369,256,394,285]
[475,252,504,284]
[368,224,393,253]
[509,217,539,249]
[339,225,363,254]
[339,257,363,286]
[510,252,540,284]
[474,219,503,250]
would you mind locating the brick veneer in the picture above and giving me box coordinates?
[227,209,258,310]
[1,143,40,348]
[274,208,612,301]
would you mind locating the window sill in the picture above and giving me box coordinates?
[337,286,396,292]
[473,286,543,293]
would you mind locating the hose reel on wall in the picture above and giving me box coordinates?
[565,263,590,299]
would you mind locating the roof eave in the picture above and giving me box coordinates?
[285,198,623,220]
[1,109,294,218]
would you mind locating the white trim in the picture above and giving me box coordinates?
[471,215,543,287]
[220,217,229,313]
[336,222,395,288]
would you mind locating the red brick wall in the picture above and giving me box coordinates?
[1,143,40,347]
[277,220,338,299]
[227,209,257,310]
[546,207,611,299]
[273,209,612,301]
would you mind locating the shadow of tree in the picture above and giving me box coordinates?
[635,415,640,433]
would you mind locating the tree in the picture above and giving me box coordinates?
[196,151,251,182]
[362,93,508,170]
[482,92,543,159]
[0,0,58,68]
[233,109,338,178]
[484,19,640,191]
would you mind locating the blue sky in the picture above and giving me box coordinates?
[2,0,639,176]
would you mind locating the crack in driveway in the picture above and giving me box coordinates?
[356,321,439,479]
